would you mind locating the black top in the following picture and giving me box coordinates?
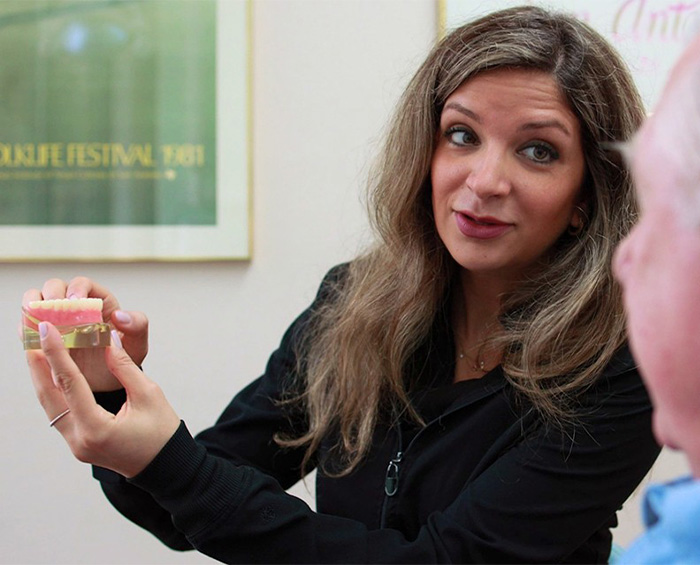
[95,265,660,563]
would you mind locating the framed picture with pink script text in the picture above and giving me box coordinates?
[439,0,699,112]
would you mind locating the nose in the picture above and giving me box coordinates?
[465,147,512,199]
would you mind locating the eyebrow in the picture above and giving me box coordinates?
[443,102,481,123]
[518,120,571,137]
[443,102,572,136]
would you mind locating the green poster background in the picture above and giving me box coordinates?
[0,0,216,225]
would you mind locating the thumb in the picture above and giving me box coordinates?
[104,330,153,399]
[110,310,148,365]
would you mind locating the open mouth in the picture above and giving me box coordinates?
[461,212,508,226]
[456,212,512,239]
[466,214,501,226]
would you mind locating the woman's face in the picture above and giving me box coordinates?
[431,68,586,281]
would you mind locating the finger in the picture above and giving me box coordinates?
[39,322,102,426]
[104,330,152,399]
[26,349,69,425]
[66,277,120,318]
[22,288,43,308]
[110,310,149,364]
[41,278,69,300]
[21,289,44,342]
[103,333,181,461]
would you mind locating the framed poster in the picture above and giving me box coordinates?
[439,0,700,112]
[0,0,251,261]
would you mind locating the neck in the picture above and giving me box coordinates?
[685,441,700,479]
[452,271,510,381]
[458,270,511,340]
[690,456,700,480]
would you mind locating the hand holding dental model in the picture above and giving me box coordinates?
[24,278,179,478]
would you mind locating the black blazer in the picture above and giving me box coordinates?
[97,265,660,563]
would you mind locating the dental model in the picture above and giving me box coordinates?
[24,298,104,327]
[22,298,111,349]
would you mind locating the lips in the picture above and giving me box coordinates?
[455,211,512,239]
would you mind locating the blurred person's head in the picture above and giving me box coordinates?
[614,34,700,475]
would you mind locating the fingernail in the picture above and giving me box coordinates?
[111,330,123,349]
[39,322,49,340]
[114,310,131,324]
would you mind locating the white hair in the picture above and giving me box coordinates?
[669,46,700,228]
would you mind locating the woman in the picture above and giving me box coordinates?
[26,6,659,563]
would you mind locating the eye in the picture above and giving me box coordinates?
[520,142,559,164]
[445,126,478,147]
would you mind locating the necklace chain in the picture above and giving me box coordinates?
[458,350,487,373]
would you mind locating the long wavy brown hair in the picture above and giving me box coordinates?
[278,6,645,476]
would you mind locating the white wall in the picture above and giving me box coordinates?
[0,1,688,563]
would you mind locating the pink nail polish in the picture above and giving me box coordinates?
[114,310,132,324]
[110,330,123,349]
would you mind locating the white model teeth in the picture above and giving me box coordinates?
[29,298,103,311]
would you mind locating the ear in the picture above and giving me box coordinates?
[570,203,588,229]
[568,203,588,236]
[570,211,583,231]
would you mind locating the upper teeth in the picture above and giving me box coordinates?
[471,217,491,225]
[29,298,103,311]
